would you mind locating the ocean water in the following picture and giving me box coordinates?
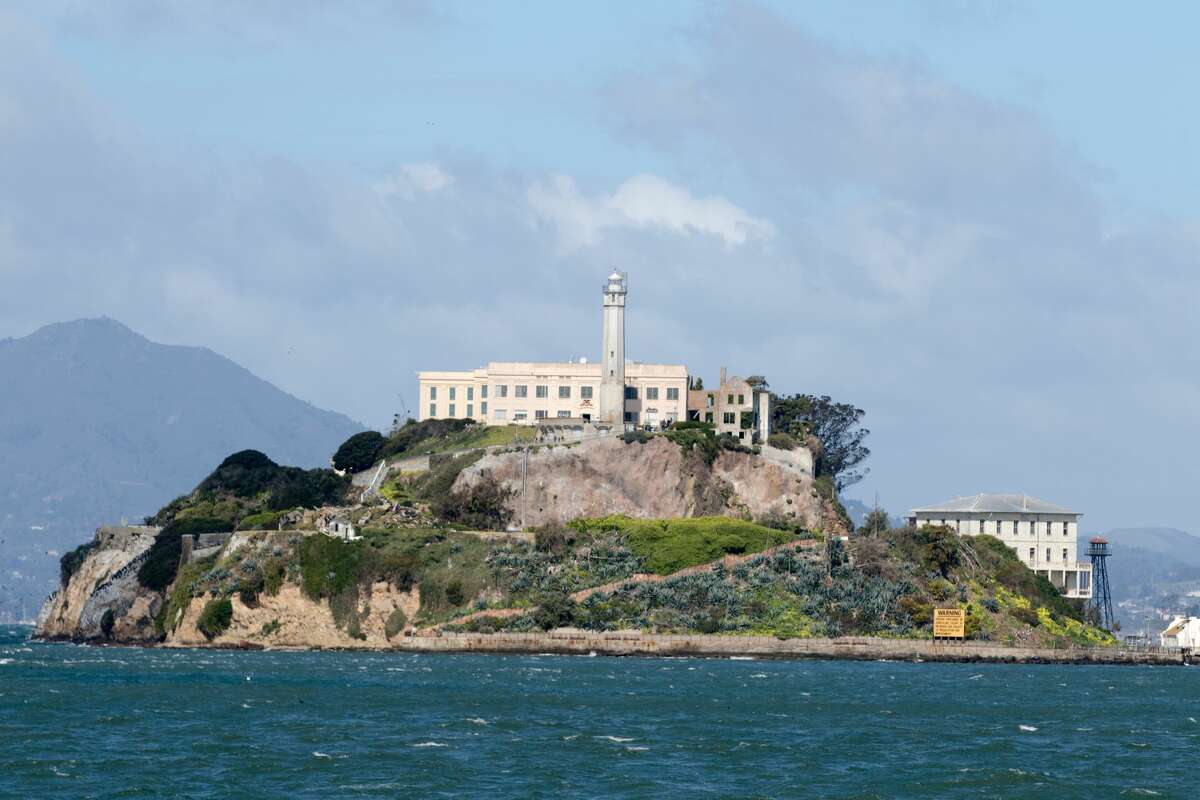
[0,626,1194,799]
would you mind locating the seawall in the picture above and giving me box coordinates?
[262,630,1185,665]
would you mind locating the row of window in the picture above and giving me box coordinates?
[703,393,748,408]
[430,402,490,419]
[430,384,681,402]
[1031,547,1072,564]
[932,519,1073,537]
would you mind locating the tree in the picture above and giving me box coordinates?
[770,394,870,490]
[332,431,385,473]
[690,375,704,390]
[859,509,891,537]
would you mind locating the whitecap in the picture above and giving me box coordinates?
[625,746,649,751]
[0,658,13,665]
[411,742,448,748]
[1124,789,1161,796]
[466,717,490,726]
[563,734,580,741]
[241,703,251,709]
[595,736,634,743]
[967,674,983,680]
[1019,725,1038,732]
[750,673,768,679]
[312,752,333,759]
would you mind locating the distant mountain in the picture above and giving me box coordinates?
[0,318,363,619]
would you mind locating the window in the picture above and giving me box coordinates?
[1029,547,1035,561]
[645,387,659,400]
[449,387,456,401]
[513,410,527,421]
[1062,548,1069,562]
[481,401,488,416]
[449,403,456,416]
[666,387,679,400]
[704,411,713,423]
[466,404,473,418]
[737,394,744,405]
[624,411,638,423]
[536,385,548,398]
[493,408,506,420]
[581,386,593,399]
[515,385,528,398]
[723,412,735,424]
[481,385,488,399]
[706,394,714,408]
[496,384,508,398]
[535,409,548,419]
[1063,522,1069,536]
[557,410,571,418]
[727,394,734,404]
[428,403,436,418]
[430,386,437,400]
[467,387,473,401]
[558,386,571,399]
[1045,547,1051,563]
[625,386,638,400]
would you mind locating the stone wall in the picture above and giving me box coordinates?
[391,630,1184,665]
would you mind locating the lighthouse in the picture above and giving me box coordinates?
[598,271,627,425]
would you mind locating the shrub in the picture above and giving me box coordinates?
[237,510,287,531]
[197,597,234,639]
[534,526,569,554]
[663,425,719,465]
[532,587,575,630]
[432,471,514,530]
[261,619,282,636]
[298,535,363,599]
[917,525,960,576]
[377,418,473,462]
[238,572,265,606]
[622,430,649,445]
[1011,606,1040,627]
[927,578,954,601]
[384,609,408,639]
[60,540,97,585]
[445,579,465,607]
[767,433,798,451]
[332,431,386,473]
[981,597,1000,613]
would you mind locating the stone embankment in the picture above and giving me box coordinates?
[392,630,1186,665]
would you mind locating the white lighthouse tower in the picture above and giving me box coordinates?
[598,271,627,425]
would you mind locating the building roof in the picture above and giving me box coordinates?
[1162,618,1190,637]
[910,493,1078,516]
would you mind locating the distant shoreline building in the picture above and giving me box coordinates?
[417,273,769,440]
[908,493,1093,599]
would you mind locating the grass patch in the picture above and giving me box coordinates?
[568,516,797,575]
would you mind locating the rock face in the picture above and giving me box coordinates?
[36,525,162,642]
[166,582,419,650]
[454,437,827,530]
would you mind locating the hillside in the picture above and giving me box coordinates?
[37,421,1113,653]
[0,318,363,619]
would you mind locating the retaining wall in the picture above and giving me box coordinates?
[389,630,1185,665]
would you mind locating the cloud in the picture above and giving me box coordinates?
[3,2,1200,531]
[527,173,775,250]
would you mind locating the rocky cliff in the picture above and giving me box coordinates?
[454,437,831,531]
[37,525,162,642]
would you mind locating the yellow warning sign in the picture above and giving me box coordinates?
[933,608,966,639]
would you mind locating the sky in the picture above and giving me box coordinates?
[1,1,1198,533]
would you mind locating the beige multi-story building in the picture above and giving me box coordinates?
[908,493,1092,599]
[686,368,771,442]
[419,361,687,426]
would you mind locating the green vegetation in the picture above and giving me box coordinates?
[766,432,798,450]
[663,421,719,465]
[261,619,282,637]
[197,597,233,639]
[373,418,535,465]
[770,394,870,490]
[332,431,386,473]
[60,540,97,584]
[384,609,408,639]
[568,516,801,575]
[137,450,349,591]
[237,509,288,531]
